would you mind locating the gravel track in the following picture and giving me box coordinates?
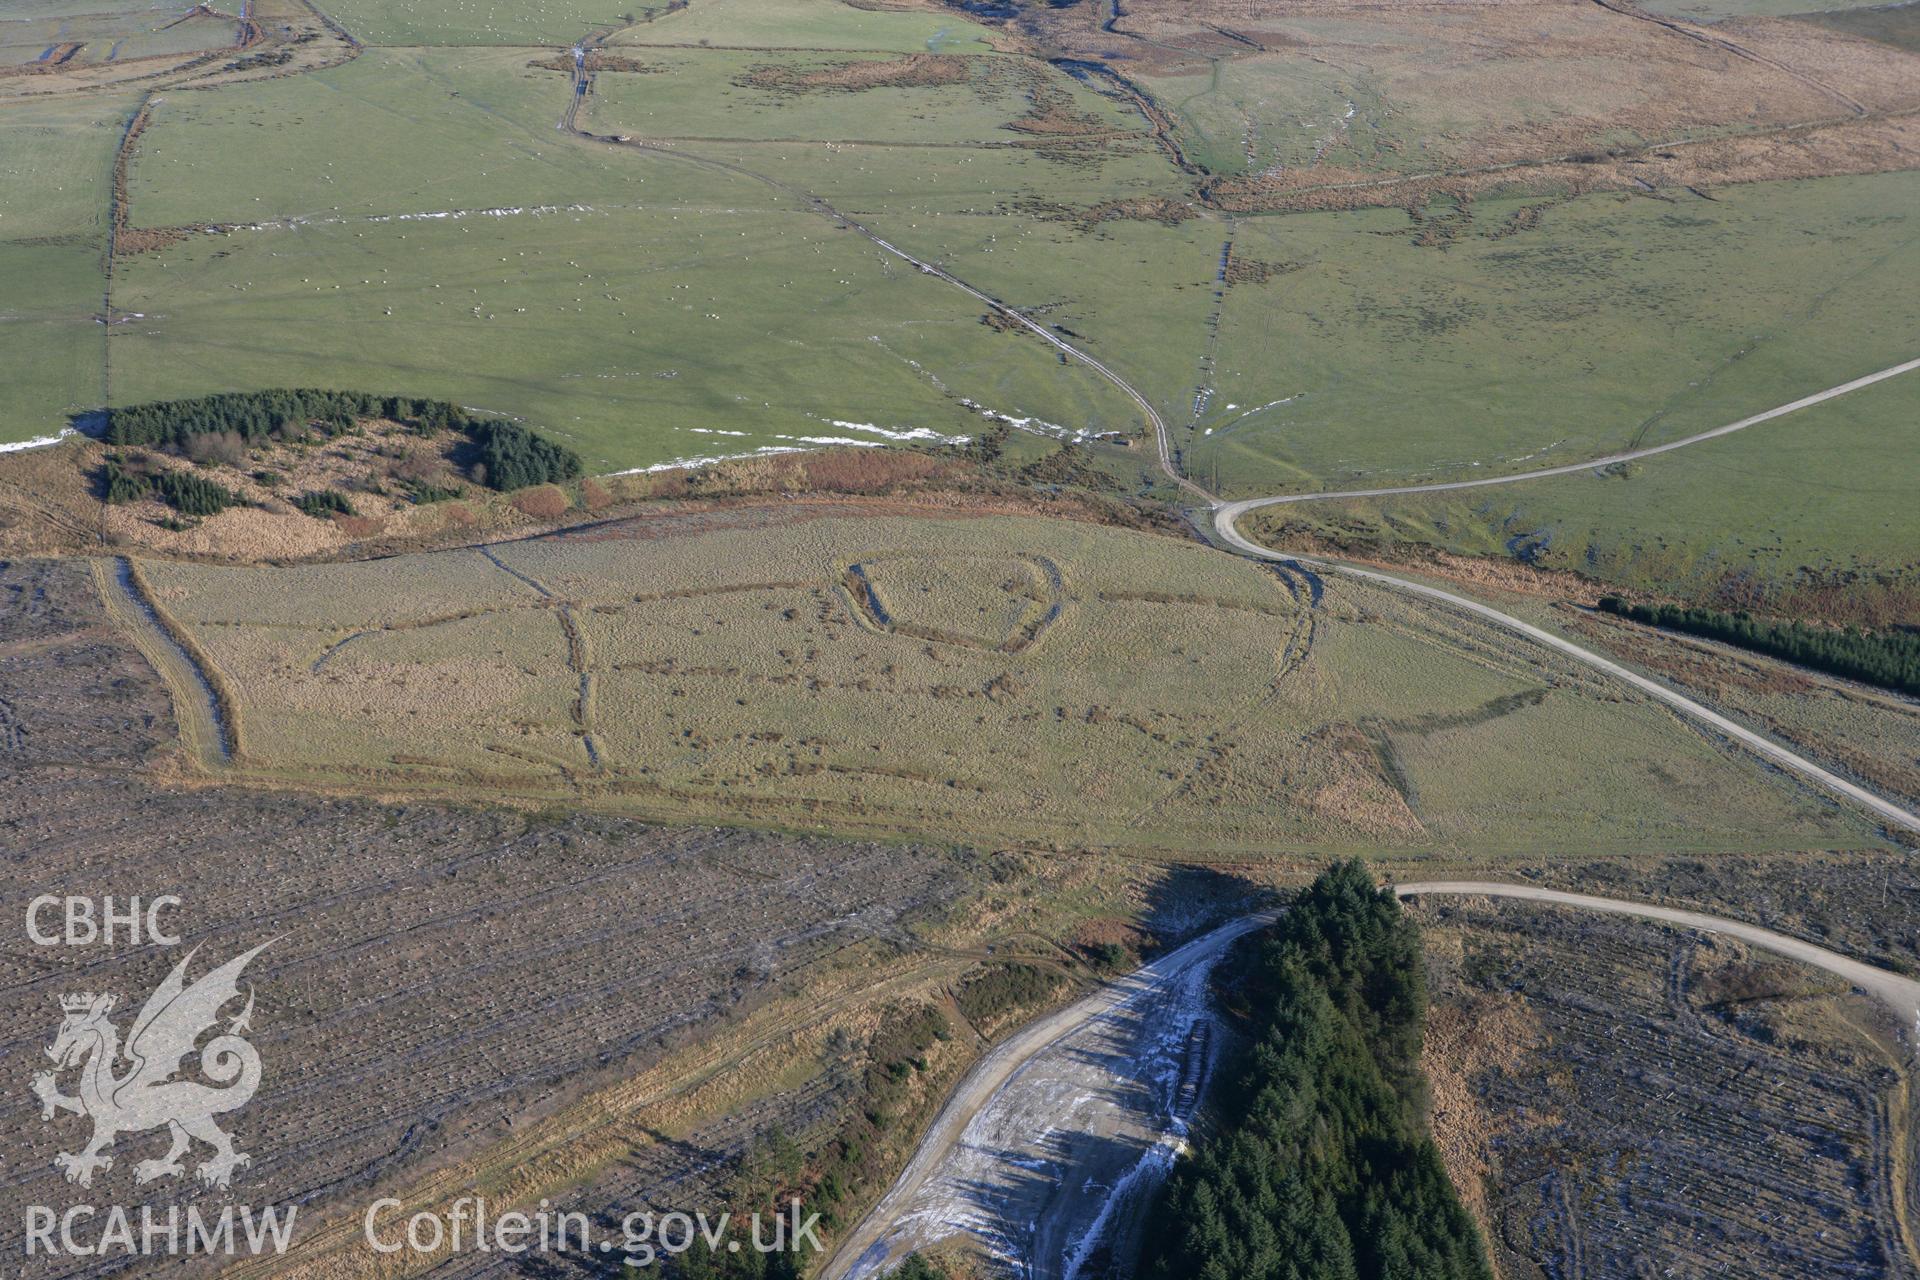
[1218,356,1920,512]
[1398,881,1920,1037]
[823,911,1277,1280]
[1212,514,1920,836]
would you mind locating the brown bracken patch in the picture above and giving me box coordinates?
[114,226,191,256]
[511,485,573,520]
[1005,84,1107,137]
[1082,196,1200,226]
[1194,111,1920,215]
[1422,991,1548,1265]
[1301,723,1424,837]
[1222,254,1303,286]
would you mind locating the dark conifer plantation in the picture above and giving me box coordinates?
[103,390,583,492]
[1599,597,1919,696]
[1139,861,1492,1280]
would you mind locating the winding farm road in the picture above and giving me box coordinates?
[1189,368,1920,838]
[852,285,1920,835]
[561,25,1920,831]
[1201,362,1920,837]
[720,114,1920,840]
[829,883,1920,1278]
[572,89,1920,837]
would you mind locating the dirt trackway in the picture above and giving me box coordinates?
[558,31,1209,506]
[829,883,1920,1278]
[1218,356,1920,512]
[68,31,1915,843]
[68,0,1914,845]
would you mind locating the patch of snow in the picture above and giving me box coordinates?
[606,444,808,476]
[957,398,1090,442]
[236,204,606,234]
[777,435,890,448]
[0,428,77,454]
[825,420,968,443]
[1212,396,1303,433]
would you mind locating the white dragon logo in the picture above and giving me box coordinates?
[31,942,269,1191]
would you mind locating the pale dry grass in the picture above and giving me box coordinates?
[121,507,1881,857]
[856,553,1053,648]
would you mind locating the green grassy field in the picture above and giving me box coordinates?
[307,0,641,48]
[608,0,998,53]
[583,48,1136,146]
[1581,611,1920,806]
[1792,2,1920,52]
[2,0,172,15]
[0,244,106,440]
[1186,173,1920,498]
[1,0,1912,639]
[131,510,1883,857]
[0,90,126,246]
[671,120,1211,448]
[108,204,1140,474]
[125,47,686,224]
[315,0,999,50]
[0,93,129,440]
[1248,372,1920,617]
[109,32,1180,467]
[105,43,1146,470]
